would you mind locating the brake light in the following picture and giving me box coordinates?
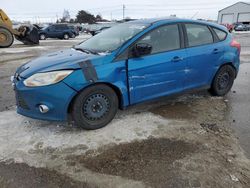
[230,39,241,53]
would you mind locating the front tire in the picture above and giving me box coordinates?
[71,84,118,130]
[210,65,236,96]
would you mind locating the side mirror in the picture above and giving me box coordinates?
[132,43,152,57]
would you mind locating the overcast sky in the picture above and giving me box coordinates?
[1,0,240,23]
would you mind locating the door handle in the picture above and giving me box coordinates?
[171,56,183,62]
[213,49,219,54]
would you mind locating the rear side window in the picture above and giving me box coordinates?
[185,24,213,47]
[137,24,180,54]
[213,28,227,41]
[55,25,67,30]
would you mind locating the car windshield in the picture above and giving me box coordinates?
[76,22,149,53]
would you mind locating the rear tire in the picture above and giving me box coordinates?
[0,27,14,48]
[210,65,236,96]
[71,84,118,130]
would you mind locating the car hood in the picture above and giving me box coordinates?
[16,48,104,78]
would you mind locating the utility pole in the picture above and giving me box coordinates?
[123,4,125,20]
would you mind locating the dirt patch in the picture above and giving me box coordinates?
[200,123,221,133]
[150,101,194,120]
[66,138,199,187]
[150,96,227,125]
[0,162,94,188]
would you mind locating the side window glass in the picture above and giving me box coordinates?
[56,25,63,30]
[137,24,180,55]
[185,24,213,47]
[213,28,227,41]
[49,26,55,31]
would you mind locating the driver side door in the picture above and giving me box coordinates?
[128,24,188,104]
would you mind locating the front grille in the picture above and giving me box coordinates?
[15,91,30,110]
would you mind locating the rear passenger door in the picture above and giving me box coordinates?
[54,25,65,37]
[184,23,225,89]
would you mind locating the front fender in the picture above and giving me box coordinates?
[63,61,129,108]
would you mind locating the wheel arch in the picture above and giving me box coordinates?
[219,62,237,77]
[67,82,124,115]
[209,62,237,96]
[63,32,70,36]
[210,62,237,87]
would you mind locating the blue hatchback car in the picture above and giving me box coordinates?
[12,18,241,130]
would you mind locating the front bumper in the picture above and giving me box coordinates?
[12,76,77,121]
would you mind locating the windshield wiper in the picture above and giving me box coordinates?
[73,47,90,54]
[73,47,98,55]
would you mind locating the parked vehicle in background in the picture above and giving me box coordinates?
[12,18,241,130]
[33,24,44,30]
[38,24,75,40]
[69,25,79,37]
[0,9,39,48]
[84,22,118,36]
[90,26,111,36]
[221,23,234,32]
[234,23,250,31]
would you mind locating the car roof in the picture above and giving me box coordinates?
[128,17,227,31]
[129,17,178,24]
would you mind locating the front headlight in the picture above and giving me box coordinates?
[23,70,73,87]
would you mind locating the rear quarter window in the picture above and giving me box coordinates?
[213,28,227,41]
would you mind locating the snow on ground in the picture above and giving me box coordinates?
[0,110,170,164]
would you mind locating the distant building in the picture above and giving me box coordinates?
[218,2,250,24]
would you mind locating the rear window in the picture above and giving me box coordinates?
[213,28,227,41]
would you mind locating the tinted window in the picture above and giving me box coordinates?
[185,24,213,47]
[213,28,227,41]
[137,24,180,54]
[55,25,67,30]
[49,26,56,30]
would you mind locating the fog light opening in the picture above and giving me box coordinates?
[39,105,49,113]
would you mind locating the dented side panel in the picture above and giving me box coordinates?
[128,49,188,104]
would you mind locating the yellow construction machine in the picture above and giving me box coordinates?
[0,9,39,48]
